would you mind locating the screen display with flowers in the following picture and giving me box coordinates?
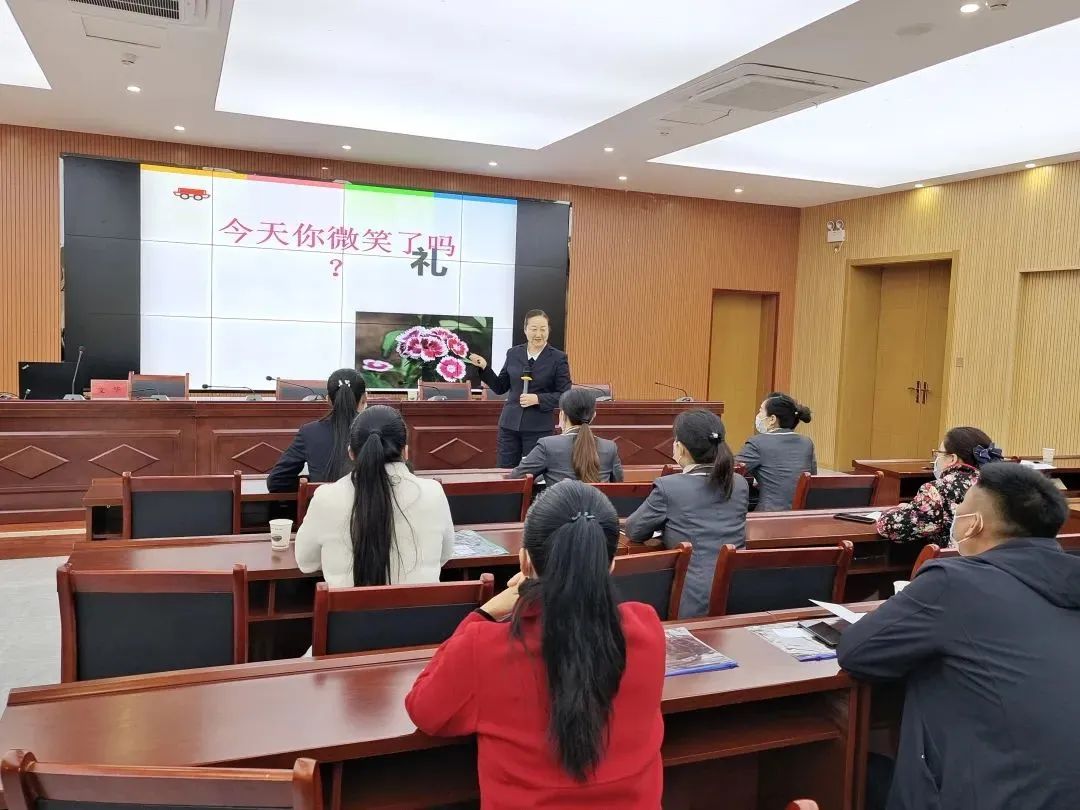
[355,312,493,389]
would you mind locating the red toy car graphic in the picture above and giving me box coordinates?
[174,187,210,201]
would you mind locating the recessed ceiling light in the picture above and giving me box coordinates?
[915,183,925,188]
[618,175,628,181]
[217,0,860,149]
[126,85,141,93]
[652,17,1080,188]
[173,125,185,132]
[734,187,744,193]
[1025,162,1037,169]
[0,0,49,89]
[603,146,615,153]
[960,3,981,13]
[488,161,498,167]
[341,144,352,150]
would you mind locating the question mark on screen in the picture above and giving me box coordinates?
[330,258,342,278]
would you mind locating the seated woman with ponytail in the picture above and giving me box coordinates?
[509,388,624,485]
[736,391,816,512]
[624,409,749,618]
[294,405,454,588]
[406,481,664,808]
[267,369,367,492]
[876,426,1002,547]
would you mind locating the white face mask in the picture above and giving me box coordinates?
[755,414,769,434]
[933,453,952,480]
[949,512,977,548]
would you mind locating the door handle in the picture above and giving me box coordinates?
[920,381,931,405]
[907,382,920,403]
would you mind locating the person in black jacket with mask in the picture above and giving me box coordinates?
[838,463,1080,810]
[470,309,572,467]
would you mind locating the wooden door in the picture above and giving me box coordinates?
[918,266,951,453]
[708,292,777,449]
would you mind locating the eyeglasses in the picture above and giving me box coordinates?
[930,449,949,458]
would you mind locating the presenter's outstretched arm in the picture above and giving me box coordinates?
[470,353,510,395]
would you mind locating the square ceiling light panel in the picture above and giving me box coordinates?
[0,0,49,89]
[653,15,1080,187]
[216,0,858,149]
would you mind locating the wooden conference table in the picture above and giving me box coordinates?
[853,456,1080,503]
[0,605,875,810]
[0,399,719,516]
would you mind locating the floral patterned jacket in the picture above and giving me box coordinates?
[875,464,979,546]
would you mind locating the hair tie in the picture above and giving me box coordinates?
[570,511,595,522]
[368,429,381,439]
[972,443,1003,466]
[708,431,721,444]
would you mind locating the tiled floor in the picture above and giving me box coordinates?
[0,556,65,707]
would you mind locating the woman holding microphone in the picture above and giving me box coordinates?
[470,309,572,467]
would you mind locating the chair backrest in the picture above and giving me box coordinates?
[418,381,471,400]
[481,385,507,401]
[791,472,883,510]
[440,476,533,523]
[89,379,130,399]
[1,751,321,810]
[312,575,495,656]
[121,471,242,539]
[128,373,189,400]
[612,543,691,621]
[1058,533,1080,554]
[708,541,854,617]
[296,478,327,526]
[57,563,248,682]
[590,482,653,518]
[275,378,328,401]
[572,383,613,400]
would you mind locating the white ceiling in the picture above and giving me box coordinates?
[2,0,1080,207]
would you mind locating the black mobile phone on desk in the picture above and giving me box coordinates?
[834,512,878,524]
[799,618,852,648]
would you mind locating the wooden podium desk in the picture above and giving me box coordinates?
[0,399,718,517]
[854,456,1080,503]
[0,607,870,810]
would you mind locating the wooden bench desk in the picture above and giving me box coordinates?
[0,608,869,810]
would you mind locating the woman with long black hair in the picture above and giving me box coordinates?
[510,388,624,485]
[406,481,664,807]
[625,409,749,618]
[295,405,454,588]
[267,369,367,492]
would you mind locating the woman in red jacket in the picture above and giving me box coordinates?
[406,480,666,808]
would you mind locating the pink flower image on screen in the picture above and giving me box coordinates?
[399,335,424,359]
[446,335,469,357]
[362,359,393,372]
[428,327,455,341]
[437,356,467,382]
[419,335,449,362]
[397,325,424,342]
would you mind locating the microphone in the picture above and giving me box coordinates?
[422,385,449,401]
[63,346,86,400]
[655,381,694,402]
[131,385,170,401]
[521,357,535,397]
[575,385,613,403]
[23,389,31,400]
[202,383,261,401]
[266,376,323,401]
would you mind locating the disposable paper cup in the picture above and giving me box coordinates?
[269,519,293,551]
[893,580,910,595]
[1042,448,1055,465]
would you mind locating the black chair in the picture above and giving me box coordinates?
[128,372,189,400]
[57,563,248,681]
[612,543,692,620]
[791,472,884,510]
[708,542,854,617]
[275,378,329,401]
[440,476,533,524]
[312,576,494,656]
[418,382,471,400]
[481,385,507,401]
[121,471,242,539]
[591,482,652,518]
[572,383,613,401]
[0,751,321,810]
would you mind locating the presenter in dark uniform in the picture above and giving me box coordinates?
[469,309,572,468]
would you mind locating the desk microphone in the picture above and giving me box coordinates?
[655,381,694,402]
[574,384,613,403]
[422,385,450,401]
[23,388,31,400]
[266,376,323,401]
[63,346,87,400]
[202,383,261,401]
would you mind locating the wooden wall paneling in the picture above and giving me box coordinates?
[0,124,800,400]
[793,163,1080,465]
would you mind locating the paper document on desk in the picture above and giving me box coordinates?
[453,530,510,558]
[810,599,863,624]
[1020,460,1054,470]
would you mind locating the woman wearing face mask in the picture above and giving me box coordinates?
[735,392,816,511]
[875,426,1002,546]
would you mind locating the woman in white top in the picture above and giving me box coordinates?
[295,405,455,588]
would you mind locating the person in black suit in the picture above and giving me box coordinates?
[470,309,572,468]
[266,369,366,492]
[838,463,1080,810]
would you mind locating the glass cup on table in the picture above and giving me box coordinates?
[269,518,293,551]
[1043,448,1056,465]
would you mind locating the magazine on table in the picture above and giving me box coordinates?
[664,627,739,676]
[453,530,510,558]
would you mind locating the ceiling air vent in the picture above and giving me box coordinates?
[67,0,210,25]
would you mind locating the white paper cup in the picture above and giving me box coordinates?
[893,580,910,595]
[269,519,293,550]
[1042,448,1055,465]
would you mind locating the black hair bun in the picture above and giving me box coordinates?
[797,405,812,424]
